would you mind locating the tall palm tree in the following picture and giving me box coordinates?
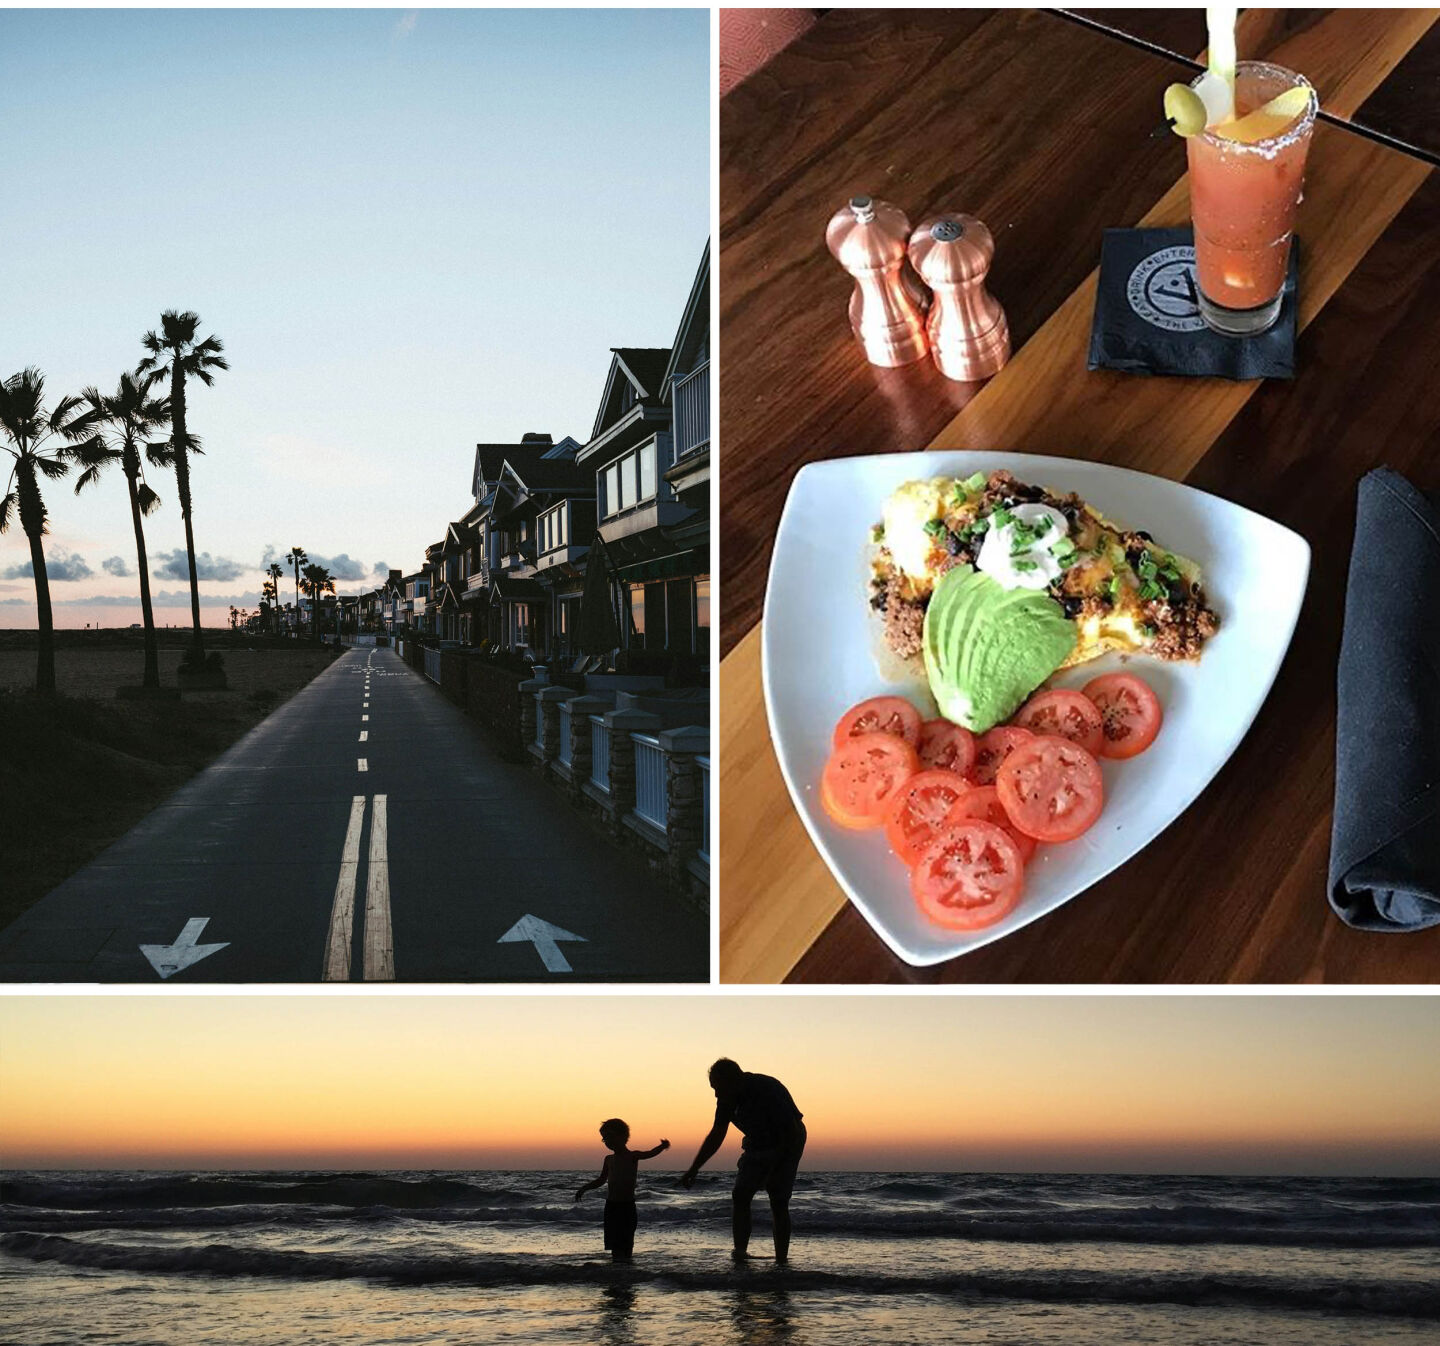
[301,563,334,644]
[66,370,171,689]
[0,368,82,695]
[286,546,307,637]
[137,310,228,661]
[266,561,284,635]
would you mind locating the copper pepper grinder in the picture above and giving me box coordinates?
[825,194,930,367]
[907,213,1010,381]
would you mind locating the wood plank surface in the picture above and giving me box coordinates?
[717,8,1440,983]
[1067,7,1440,159]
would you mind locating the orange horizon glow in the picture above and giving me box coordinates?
[3,995,1438,1175]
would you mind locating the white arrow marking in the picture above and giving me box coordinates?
[498,914,586,973]
[139,917,229,979]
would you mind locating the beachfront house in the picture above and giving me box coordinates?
[576,244,712,672]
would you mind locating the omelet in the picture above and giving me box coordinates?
[869,469,1219,668]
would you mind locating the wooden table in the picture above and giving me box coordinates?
[718,7,1440,983]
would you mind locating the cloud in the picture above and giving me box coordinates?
[102,556,134,577]
[259,547,391,583]
[2,548,93,581]
[151,549,247,582]
[47,589,264,608]
[394,10,419,39]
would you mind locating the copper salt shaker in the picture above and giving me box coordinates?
[825,195,930,367]
[907,213,1010,381]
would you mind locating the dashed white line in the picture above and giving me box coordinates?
[363,793,394,980]
[358,758,368,772]
[362,714,369,721]
[359,730,368,742]
[322,796,367,981]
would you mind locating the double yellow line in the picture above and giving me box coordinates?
[323,794,394,980]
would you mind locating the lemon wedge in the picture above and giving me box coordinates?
[1164,84,1208,137]
[1210,85,1313,143]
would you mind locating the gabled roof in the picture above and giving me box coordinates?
[471,434,580,501]
[504,455,591,492]
[662,240,711,395]
[589,348,671,441]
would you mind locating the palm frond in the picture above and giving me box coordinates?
[34,454,70,480]
[0,491,13,533]
[146,440,176,469]
[137,483,162,516]
[73,464,102,494]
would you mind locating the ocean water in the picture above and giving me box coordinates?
[2,1170,1438,1345]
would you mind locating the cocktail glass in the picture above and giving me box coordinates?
[1187,61,1317,337]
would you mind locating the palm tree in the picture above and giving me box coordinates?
[0,368,82,695]
[301,563,334,644]
[66,370,170,689]
[266,561,284,635]
[137,310,228,661]
[286,546,307,637]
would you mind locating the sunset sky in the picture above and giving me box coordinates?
[4,995,1438,1174]
[0,8,708,628]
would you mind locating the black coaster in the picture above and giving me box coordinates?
[1087,226,1298,380]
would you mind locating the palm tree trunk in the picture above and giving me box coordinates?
[26,525,56,696]
[170,358,203,659]
[127,474,160,689]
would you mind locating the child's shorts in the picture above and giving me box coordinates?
[603,1198,637,1256]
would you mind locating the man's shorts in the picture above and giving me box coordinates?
[733,1123,807,1202]
[603,1198,637,1255]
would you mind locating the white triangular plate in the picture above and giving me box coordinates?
[762,451,1310,967]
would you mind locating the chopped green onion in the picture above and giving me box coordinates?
[1013,557,1039,573]
[962,471,987,492]
[1139,578,1166,601]
[990,506,1015,529]
[923,518,947,539]
[1106,574,1122,602]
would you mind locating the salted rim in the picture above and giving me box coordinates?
[1191,60,1318,157]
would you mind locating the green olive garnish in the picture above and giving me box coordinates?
[1163,83,1207,137]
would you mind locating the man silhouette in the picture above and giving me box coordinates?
[679,1057,806,1263]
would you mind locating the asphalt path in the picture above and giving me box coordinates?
[0,647,708,982]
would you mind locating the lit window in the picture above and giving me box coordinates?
[639,443,656,500]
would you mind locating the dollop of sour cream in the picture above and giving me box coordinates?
[977,503,1072,591]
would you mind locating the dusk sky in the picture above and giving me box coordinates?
[0,8,709,628]
[4,995,1438,1173]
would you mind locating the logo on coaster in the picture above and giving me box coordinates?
[1126,246,1204,332]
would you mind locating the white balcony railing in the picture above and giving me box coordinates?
[558,702,573,767]
[697,754,710,866]
[632,732,667,830]
[423,647,441,684]
[590,717,610,791]
[674,360,709,458]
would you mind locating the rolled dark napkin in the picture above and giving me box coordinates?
[1328,468,1440,931]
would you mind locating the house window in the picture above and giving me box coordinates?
[603,442,664,518]
[696,576,711,658]
[639,441,656,499]
[513,602,531,649]
[628,585,645,644]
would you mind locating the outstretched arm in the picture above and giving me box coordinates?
[574,1156,610,1202]
[680,1104,732,1187]
[635,1139,671,1161]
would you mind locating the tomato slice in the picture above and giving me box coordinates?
[916,719,977,775]
[910,821,1025,931]
[1083,672,1163,760]
[821,732,919,830]
[995,737,1104,842]
[944,784,1037,865]
[832,695,922,750]
[883,769,974,866]
[1012,688,1104,757]
[970,725,1036,786]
